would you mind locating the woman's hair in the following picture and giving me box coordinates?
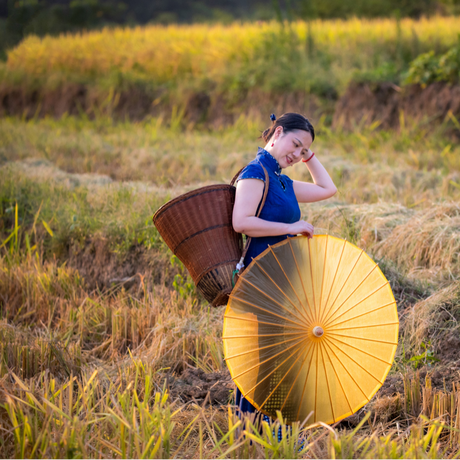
[261,112,315,143]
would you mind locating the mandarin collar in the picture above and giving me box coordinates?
[256,147,282,176]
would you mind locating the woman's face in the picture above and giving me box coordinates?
[268,127,313,169]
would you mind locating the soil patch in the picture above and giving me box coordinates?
[1,80,459,129]
[0,85,323,125]
[0,83,165,120]
[168,367,234,406]
[167,361,460,432]
[334,82,460,131]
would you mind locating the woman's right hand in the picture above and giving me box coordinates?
[289,220,314,238]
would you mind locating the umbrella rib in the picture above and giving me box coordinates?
[319,342,335,422]
[224,335,304,361]
[296,342,318,422]
[266,247,312,324]
[325,338,384,385]
[308,238,318,323]
[280,342,314,413]
[321,341,354,415]
[231,336,308,381]
[326,335,394,366]
[258,342,312,412]
[288,239,315,325]
[223,315,308,331]
[322,340,370,401]
[328,300,395,329]
[250,257,311,325]
[223,332,307,339]
[327,331,397,346]
[322,246,364,327]
[319,239,347,325]
[324,283,391,328]
[241,337,309,398]
[323,263,380,328]
[331,321,399,331]
[319,235,329,323]
[235,274,308,325]
[229,295,310,330]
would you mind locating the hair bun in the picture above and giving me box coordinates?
[270,113,276,122]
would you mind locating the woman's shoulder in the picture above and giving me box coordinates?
[236,160,266,183]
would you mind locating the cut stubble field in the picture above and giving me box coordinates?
[1,113,460,457]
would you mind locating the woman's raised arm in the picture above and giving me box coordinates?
[293,153,337,203]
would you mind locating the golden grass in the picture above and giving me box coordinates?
[0,321,83,379]
[304,201,460,283]
[374,204,460,278]
[3,115,460,282]
[0,255,225,372]
[5,17,460,85]
[400,282,460,355]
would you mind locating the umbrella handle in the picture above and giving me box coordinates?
[232,257,245,287]
[231,269,238,288]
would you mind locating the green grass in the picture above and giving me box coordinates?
[0,162,166,259]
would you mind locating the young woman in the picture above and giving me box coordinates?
[232,112,337,429]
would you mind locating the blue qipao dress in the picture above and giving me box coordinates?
[234,147,301,433]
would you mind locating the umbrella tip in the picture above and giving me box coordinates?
[313,326,324,337]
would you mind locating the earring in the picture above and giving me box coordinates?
[271,143,274,147]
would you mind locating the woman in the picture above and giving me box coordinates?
[232,112,337,433]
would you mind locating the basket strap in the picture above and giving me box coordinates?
[255,162,269,218]
[233,162,269,283]
[230,168,244,186]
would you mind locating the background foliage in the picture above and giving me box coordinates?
[404,35,460,84]
[2,0,460,57]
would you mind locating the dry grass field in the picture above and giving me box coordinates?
[1,112,460,458]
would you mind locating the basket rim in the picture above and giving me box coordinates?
[152,183,235,224]
[173,223,235,254]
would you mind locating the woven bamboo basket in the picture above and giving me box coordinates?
[152,184,243,306]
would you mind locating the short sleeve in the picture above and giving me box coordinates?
[236,162,265,183]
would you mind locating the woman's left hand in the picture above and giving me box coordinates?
[294,150,338,203]
[301,148,313,161]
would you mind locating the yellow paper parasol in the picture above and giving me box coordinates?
[223,235,398,425]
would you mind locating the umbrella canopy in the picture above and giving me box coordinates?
[223,235,398,425]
